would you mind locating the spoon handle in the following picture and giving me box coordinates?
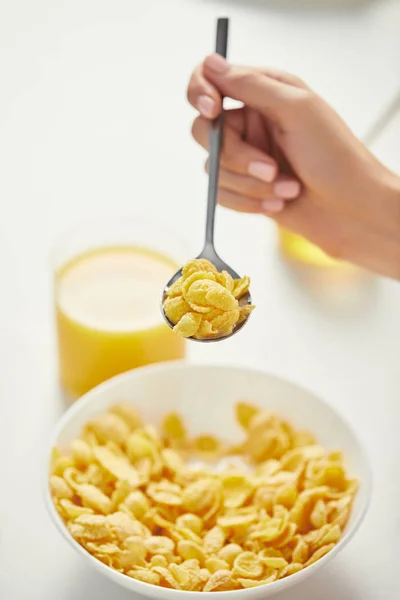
[204,17,229,250]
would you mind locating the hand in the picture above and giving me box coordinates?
[187,54,400,279]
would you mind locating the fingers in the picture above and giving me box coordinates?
[187,64,221,119]
[207,164,301,202]
[188,55,309,126]
[192,114,277,181]
[219,189,285,215]
[201,55,302,126]
[260,68,310,90]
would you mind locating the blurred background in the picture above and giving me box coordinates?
[1,1,399,599]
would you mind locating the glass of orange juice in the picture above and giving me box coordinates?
[53,219,187,400]
[277,227,370,306]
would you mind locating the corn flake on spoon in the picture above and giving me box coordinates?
[161,18,253,343]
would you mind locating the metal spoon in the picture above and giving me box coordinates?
[161,17,252,342]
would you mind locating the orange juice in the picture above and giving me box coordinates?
[55,246,185,398]
[279,229,341,268]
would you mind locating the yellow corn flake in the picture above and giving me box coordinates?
[147,481,182,506]
[173,312,202,338]
[182,478,220,514]
[217,270,234,292]
[203,525,226,554]
[210,308,240,335]
[109,512,150,541]
[126,432,156,462]
[310,524,342,552]
[59,499,94,519]
[203,569,237,592]
[176,513,203,535]
[151,566,181,589]
[144,535,175,556]
[292,430,317,448]
[328,495,353,528]
[290,487,328,533]
[205,282,238,312]
[193,435,220,454]
[166,276,184,298]
[162,448,185,474]
[122,491,149,519]
[146,507,175,531]
[238,304,254,324]
[50,402,357,591]
[177,540,205,563]
[182,259,218,278]
[260,557,288,569]
[205,557,230,573]
[50,448,75,477]
[310,498,328,529]
[185,279,220,313]
[280,446,323,472]
[83,464,106,488]
[169,555,183,565]
[87,413,130,445]
[123,535,147,561]
[93,446,139,486]
[292,537,309,563]
[169,563,204,591]
[49,475,73,500]
[235,401,259,430]
[109,403,143,431]
[254,459,281,478]
[238,572,278,587]
[217,513,258,529]
[181,558,201,570]
[304,543,336,567]
[175,527,202,545]
[278,562,303,578]
[222,474,254,508]
[232,551,264,579]
[75,484,112,514]
[163,296,191,325]
[128,568,161,585]
[195,318,215,339]
[276,485,297,509]
[72,514,110,541]
[161,412,186,444]
[181,272,216,308]
[233,276,250,299]
[150,555,168,568]
[218,543,243,566]
[71,439,93,467]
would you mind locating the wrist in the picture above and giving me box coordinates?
[340,163,400,280]
[363,169,400,279]
[380,171,400,239]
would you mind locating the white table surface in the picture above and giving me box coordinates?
[1,1,400,598]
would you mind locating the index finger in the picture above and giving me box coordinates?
[187,64,222,119]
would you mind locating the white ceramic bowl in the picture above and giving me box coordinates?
[45,362,372,599]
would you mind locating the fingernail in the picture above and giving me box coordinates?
[197,95,215,118]
[273,180,301,199]
[261,198,285,214]
[205,53,229,74]
[248,161,276,183]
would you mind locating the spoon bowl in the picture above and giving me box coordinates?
[161,18,253,342]
[161,248,253,343]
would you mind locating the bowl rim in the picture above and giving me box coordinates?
[44,361,373,597]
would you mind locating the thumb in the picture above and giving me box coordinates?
[203,54,302,126]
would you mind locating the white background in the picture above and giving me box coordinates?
[1,1,399,599]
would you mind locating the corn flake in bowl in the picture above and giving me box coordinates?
[45,363,371,599]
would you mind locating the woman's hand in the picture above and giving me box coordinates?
[187,54,400,279]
